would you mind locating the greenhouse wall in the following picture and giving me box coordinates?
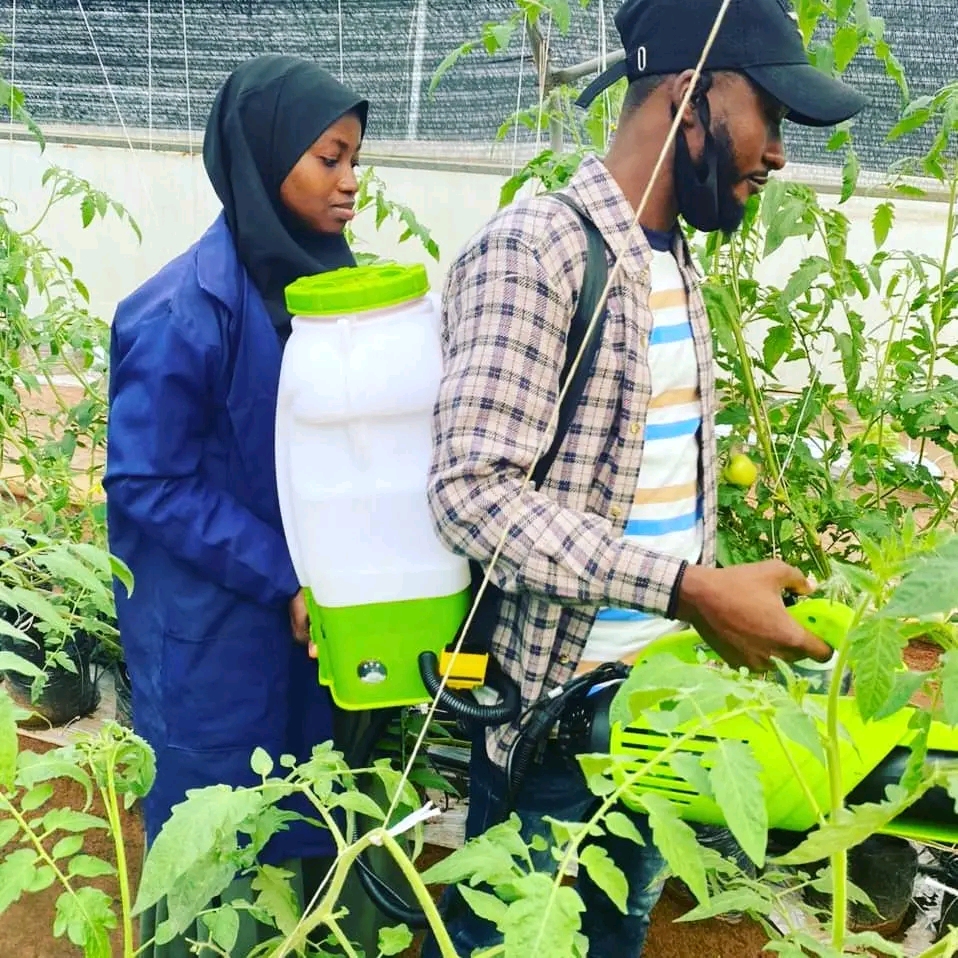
[0,0,956,171]
[1,136,952,391]
[0,1,955,388]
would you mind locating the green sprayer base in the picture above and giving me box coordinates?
[305,588,470,710]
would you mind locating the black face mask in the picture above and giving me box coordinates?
[673,93,746,235]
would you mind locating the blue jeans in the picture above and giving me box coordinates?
[421,736,666,957]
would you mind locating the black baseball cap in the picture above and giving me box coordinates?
[576,0,868,127]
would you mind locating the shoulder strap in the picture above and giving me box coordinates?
[530,193,610,490]
[460,193,610,655]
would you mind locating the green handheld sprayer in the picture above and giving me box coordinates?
[554,598,958,845]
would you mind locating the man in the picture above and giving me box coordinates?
[424,0,867,954]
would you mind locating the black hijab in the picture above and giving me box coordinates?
[203,55,369,342]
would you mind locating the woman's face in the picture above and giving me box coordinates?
[279,112,363,235]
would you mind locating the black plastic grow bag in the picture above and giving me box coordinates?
[0,628,101,728]
[113,660,133,729]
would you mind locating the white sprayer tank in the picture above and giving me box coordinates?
[275,263,471,709]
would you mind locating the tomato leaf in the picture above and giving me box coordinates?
[202,905,240,953]
[871,201,894,249]
[457,885,507,926]
[773,787,927,865]
[847,617,906,721]
[251,864,301,937]
[641,793,708,902]
[68,855,117,879]
[604,810,647,846]
[52,835,84,861]
[709,740,767,867]
[53,886,115,951]
[579,844,628,913]
[880,555,958,621]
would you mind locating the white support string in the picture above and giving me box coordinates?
[387,0,735,829]
[394,2,418,141]
[74,0,157,219]
[146,0,153,151]
[336,0,345,83]
[179,0,198,234]
[509,14,528,175]
[76,0,138,157]
[179,0,192,156]
[5,0,16,260]
[7,0,15,148]
[533,13,554,156]
[407,0,429,140]
[598,0,612,145]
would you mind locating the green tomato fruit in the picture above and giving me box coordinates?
[724,453,758,488]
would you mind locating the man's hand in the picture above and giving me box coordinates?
[675,560,832,672]
[289,589,317,660]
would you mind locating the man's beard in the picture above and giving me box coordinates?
[673,118,746,235]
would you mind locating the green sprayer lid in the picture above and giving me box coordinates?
[285,263,430,317]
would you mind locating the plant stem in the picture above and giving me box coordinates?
[276,825,458,958]
[299,788,348,854]
[721,278,831,579]
[103,757,135,958]
[273,836,371,957]
[380,832,459,956]
[927,483,958,531]
[823,597,867,951]
[530,702,771,957]
[919,172,957,468]
[326,915,360,958]
[0,791,89,920]
[835,289,908,499]
[22,190,56,236]
[829,834,849,950]
[915,926,958,958]
[764,718,826,825]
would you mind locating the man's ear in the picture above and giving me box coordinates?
[670,69,712,129]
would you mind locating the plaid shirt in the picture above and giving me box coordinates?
[427,155,718,767]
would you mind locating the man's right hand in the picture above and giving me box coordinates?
[674,560,833,672]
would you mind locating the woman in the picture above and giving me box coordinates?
[104,55,377,954]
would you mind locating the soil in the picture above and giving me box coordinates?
[903,638,945,711]
[903,639,943,674]
[2,383,103,504]
[645,887,770,958]
[0,734,145,958]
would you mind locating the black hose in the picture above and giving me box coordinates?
[506,701,565,800]
[507,663,630,800]
[349,705,435,930]
[355,857,430,929]
[355,654,520,927]
[418,651,521,726]
[506,734,538,800]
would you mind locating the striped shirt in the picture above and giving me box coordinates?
[428,155,718,768]
[582,228,704,668]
